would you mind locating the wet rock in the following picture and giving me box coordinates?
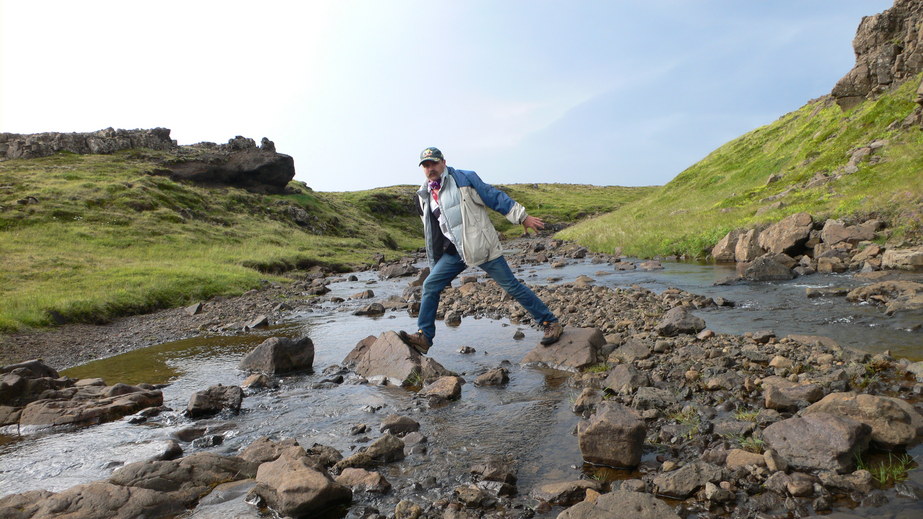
[638,260,664,271]
[474,367,509,386]
[335,434,405,472]
[112,452,259,502]
[577,402,646,468]
[471,457,517,485]
[521,327,605,372]
[379,263,418,279]
[351,289,375,299]
[239,437,303,464]
[379,414,420,436]
[186,384,242,417]
[846,280,923,314]
[394,500,423,519]
[335,468,391,493]
[603,364,650,392]
[238,336,314,375]
[803,392,923,448]
[417,376,463,404]
[354,303,386,316]
[762,413,871,473]
[652,461,723,498]
[457,345,475,354]
[343,331,455,386]
[252,451,351,518]
[152,440,184,461]
[744,253,796,281]
[556,489,681,519]
[531,480,601,506]
[758,212,813,255]
[655,307,705,336]
[241,373,274,390]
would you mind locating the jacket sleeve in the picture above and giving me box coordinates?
[464,171,528,224]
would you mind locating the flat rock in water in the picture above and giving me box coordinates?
[521,327,605,372]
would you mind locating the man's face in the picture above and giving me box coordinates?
[421,159,445,182]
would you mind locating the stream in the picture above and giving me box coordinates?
[1,257,921,518]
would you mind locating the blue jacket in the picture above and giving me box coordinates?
[416,167,527,267]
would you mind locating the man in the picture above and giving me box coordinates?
[399,146,563,354]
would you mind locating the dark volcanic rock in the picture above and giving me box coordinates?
[162,137,295,192]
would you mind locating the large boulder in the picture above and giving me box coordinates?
[187,385,244,418]
[654,307,705,337]
[758,212,813,255]
[762,413,871,473]
[520,327,605,372]
[803,392,922,448]
[252,451,351,518]
[577,402,646,468]
[652,462,723,499]
[343,332,455,385]
[238,336,314,375]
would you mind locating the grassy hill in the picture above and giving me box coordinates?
[558,74,923,258]
[0,152,646,332]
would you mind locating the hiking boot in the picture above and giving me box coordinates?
[399,330,432,355]
[540,321,563,346]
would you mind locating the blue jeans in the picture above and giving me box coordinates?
[417,252,557,342]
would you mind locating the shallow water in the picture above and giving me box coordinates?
[1,258,921,518]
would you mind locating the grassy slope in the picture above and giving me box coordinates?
[558,75,923,258]
[0,153,648,332]
[0,151,419,331]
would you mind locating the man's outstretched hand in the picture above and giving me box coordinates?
[522,215,546,233]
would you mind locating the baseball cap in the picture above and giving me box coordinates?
[419,147,444,165]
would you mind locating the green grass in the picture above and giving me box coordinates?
[856,452,916,486]
[558,74,923,258]
[725,434,765,454]
[733,407,760,422]
[0,151,419,331]
[490,183,658,238]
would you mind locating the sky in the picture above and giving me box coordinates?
[0,0,894,191]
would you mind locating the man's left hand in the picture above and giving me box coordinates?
[522,215,545,233]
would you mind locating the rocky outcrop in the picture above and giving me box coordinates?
[832,0,923,109]
[0,127,174,159]
[160,136,295,192]
[0,359,162,430]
